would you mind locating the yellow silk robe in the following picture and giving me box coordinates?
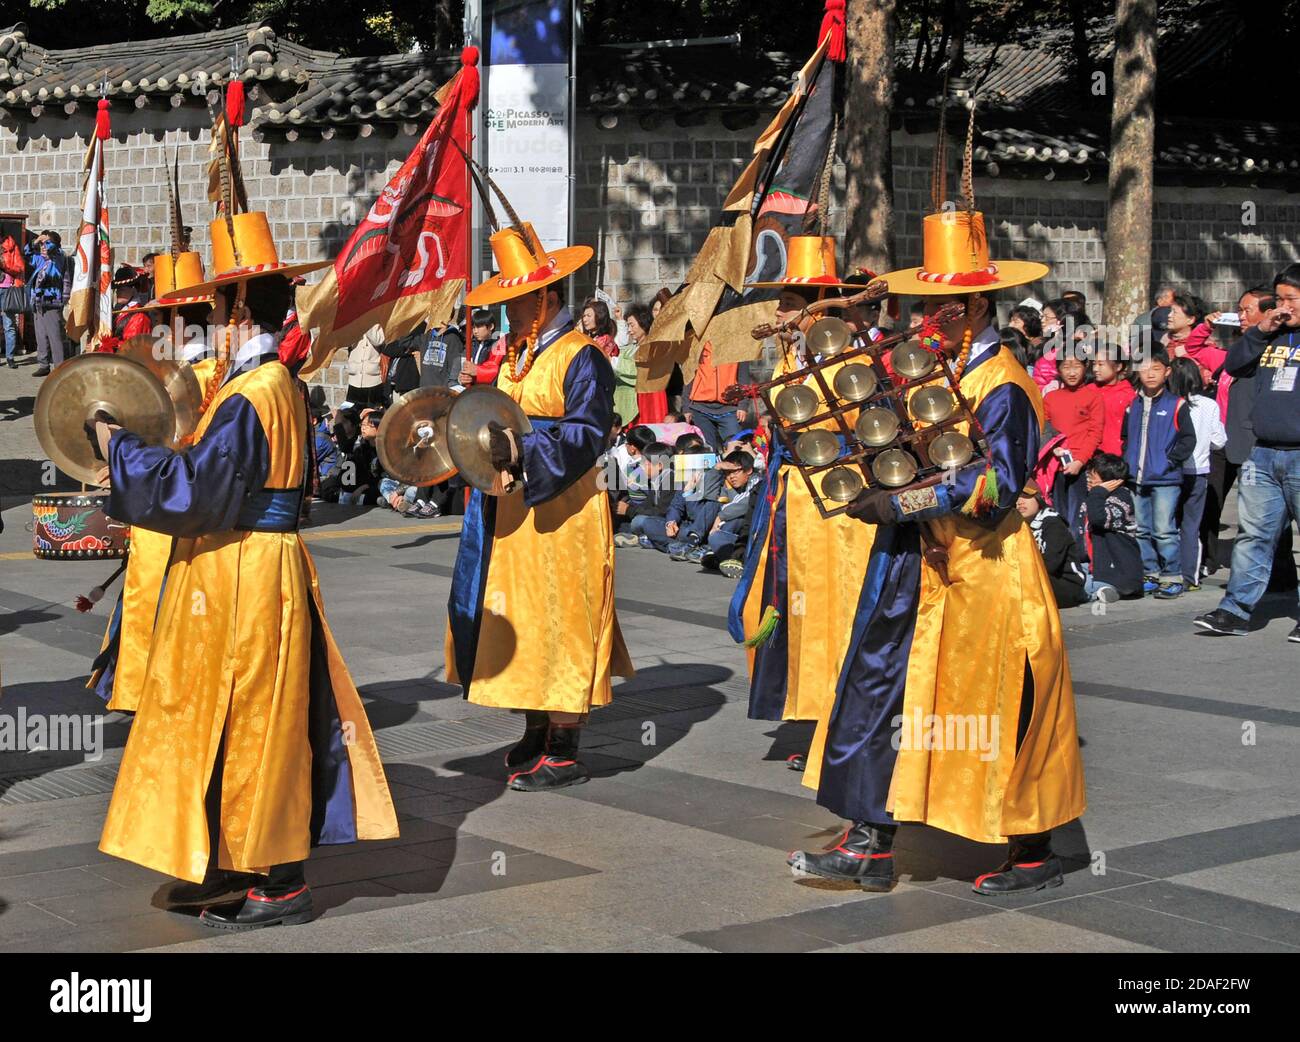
[445,329,633,713]
[100,360,398,882]
[90,358,218,712]
[736,351,874,784]
[886,348,1088,843]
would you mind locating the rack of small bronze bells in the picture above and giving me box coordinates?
[732,296,988,518]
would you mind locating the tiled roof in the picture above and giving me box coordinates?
[1,6,1293,182]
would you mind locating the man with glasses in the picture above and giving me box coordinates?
[1195,265,1300,642]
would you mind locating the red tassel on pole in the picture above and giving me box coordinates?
[94,97,111,140]
[226,77,246,128]
[819,0,847,63]
[459,45,481,109]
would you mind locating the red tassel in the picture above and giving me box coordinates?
[459,45,480,109]
[94,97,111,140]
[226,77,246,128]
[819,0,847,63]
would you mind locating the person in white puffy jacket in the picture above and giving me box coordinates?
[1170,357,1227,589]
[343,323,386,407]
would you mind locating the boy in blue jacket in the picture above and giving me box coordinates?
[1122,347,1196,598]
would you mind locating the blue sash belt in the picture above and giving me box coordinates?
[526,415,558,431]
[235,488,303,532]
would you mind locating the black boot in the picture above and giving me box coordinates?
[504,710,550,767]
[508,722,590,792]
[972,832,1063,895]
[788,821,897,891]
[164,867,259,908]
[785,753,807,773]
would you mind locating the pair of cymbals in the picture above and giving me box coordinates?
[377,385,533,495]
[34,350,201,486]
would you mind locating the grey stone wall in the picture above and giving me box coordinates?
[4,107,1298,402]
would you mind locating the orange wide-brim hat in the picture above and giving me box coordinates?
[161,212,330,300]
[747,235,862,291]
[116,251,214,313]
[882,211,1048,296]
[464,223,592,307]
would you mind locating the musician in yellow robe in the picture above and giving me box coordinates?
[729,237,874,783]
[90,261,216,712]
[92,212,398,930]
[446,220,632,791]
[791,210,1087,894]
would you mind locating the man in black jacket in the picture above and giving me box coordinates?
[1196,265,1300,642]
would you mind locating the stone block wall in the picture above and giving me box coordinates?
[4,106,1299,405]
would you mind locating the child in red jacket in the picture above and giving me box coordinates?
[1043,354,1103,553]
[1092,355,1136,456]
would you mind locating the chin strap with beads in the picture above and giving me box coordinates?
[183,285,244,445]
[504,290,550,382]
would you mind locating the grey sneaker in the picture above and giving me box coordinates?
[685,545,710,564]
[614,532,640,548]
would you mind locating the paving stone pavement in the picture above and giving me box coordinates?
[2,356,1298,951]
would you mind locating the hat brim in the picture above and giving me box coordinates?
[116,294,214,314]
[161,260,333,300]
[881,260,1049,297]
[464,246,593,306]
[744,279,864,292]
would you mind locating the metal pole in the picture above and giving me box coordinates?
[568,0,578,310]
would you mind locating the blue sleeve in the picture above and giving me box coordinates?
[520,345,615,507]
[1225,325,1270,378]
[107,393,271,538]
[666,489,687,524]
[892,382,1040,528]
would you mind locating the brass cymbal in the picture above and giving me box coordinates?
[34,353,176,485]
[446,385,534,495]
[855,406,900,448]
[821,466,864,503]
[871,448,919,488]
[795,429,840,467]
[806,316,852,358]
[376,386,460,487]
[833,363,878,404]
[909,385,955,425]
[929,431,975,469]
[890,340,936,380]
[118,335,202,443]
[774,383,819,424]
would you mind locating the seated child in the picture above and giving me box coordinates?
[1083,452,1144,602]
[1016,481,1088,608]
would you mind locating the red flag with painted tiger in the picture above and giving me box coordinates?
[66,98,114,345]
[298,49,480,375]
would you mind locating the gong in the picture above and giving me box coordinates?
[832,363,878,404]
[821,466,864,503]
[891,340,936,380]
[805,316,852,358]
[774,384,819,424]
[855,406,900,448]
[928,431,975,470]
[909,385,955,425]
[871,448,919,488]
[795,429,840,467]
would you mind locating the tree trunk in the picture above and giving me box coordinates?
[843,0,897,276]
[1102,0,1156,330]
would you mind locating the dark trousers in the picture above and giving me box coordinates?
[1178,473,1209,585]
[34,306,66,368]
